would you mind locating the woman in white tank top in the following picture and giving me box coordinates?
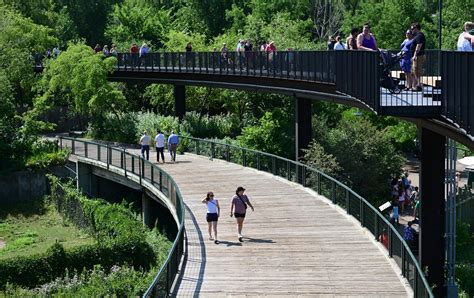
[202,192,220,244]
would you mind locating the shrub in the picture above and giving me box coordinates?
[0,177,169,290]
[457,264,474,297]
[25,148,70,170]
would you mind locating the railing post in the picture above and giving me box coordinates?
[59,137,63,149]
[374,213,379,240]
[131,155,135,174]
[139,157,143,185]
[166,262,171,295]
[123,149,127,177]
[226,145,230,162]
[317,173,322,194]
[346,190,350,213]
[106,145,110,170]
[242,150,246,166]
[97,144,101,161]
[160,171,163,192]
[71,139,75,155]
[287,161,291,180]
[84,142,88,158]
[402,247,406,276]
[302,166,306,187]
[120,149,124,168]
[331,181,336,204]
[360,200,364,226]
[211,143,215,160]
[151,166,154,184]
[272,157,276,175]
[388,229,393,257]
[257,154,261,170]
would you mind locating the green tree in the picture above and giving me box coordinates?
[0,6,58,105]
[324,117,405,202]
[0,70,18,170]
[33,43,127,135]
[237,108,293,158]
[105,0,172,49]
[303,141,341,176]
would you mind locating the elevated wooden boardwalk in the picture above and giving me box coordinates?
[142,151,410,297]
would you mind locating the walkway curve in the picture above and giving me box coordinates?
[143,151,411,297]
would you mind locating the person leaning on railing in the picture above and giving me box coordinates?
[356,23,378,51]
[457,21,474,51]
[410,22,426,92]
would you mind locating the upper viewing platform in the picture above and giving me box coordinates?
[105,50,474,144]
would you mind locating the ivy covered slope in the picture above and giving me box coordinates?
[0,176,171,296]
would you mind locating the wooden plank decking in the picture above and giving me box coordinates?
[143,151,411,297]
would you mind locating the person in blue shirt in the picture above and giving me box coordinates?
[400,30,414,91]
[167,131,179,162]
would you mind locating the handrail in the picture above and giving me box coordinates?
[57,136,185,297]
[178,135,434,297]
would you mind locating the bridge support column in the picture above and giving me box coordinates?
[142,193,153,228]
[295,97,312,161]
[174,85,186,121]
[419,127,445,297]
[76,161,98,197]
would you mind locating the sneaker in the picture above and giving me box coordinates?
[209,236,213,241]
[214,240,219,244]
[238,236,243,242]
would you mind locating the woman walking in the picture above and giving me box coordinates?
[230,186,254,242]
[202,192,220,244]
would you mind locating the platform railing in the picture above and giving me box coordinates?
[115,51,337,83]
[179,135,433,298]
[442,51,474,136]
[58,136,185,298]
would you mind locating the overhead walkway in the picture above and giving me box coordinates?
[59,137,432,297]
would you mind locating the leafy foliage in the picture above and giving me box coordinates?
[237,108,293,158]
[0,177,171,290]
[105,0,172,49]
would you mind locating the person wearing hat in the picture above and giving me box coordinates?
[230,186,254,242]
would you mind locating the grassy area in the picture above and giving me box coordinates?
[0,199,93,260]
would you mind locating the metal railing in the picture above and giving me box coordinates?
[178,135,434,297]
[457,187,474,233]
[58,136,185,297]
[442,51,474,136]
[116,51,337,83]
[376,50,442,109]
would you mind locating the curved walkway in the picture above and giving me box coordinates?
[142,151,410,296]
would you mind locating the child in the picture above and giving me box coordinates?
[391,200,399,226]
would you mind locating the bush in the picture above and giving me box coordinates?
[0,177,168,290]
[457,264,474,297]
[3,264,154,296]
[25,148,70,170]
[87,112,138,144]
[181,111,241,139]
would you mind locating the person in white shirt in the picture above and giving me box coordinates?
[334,36,346,50]
[202,191,220,244]
[139,131,151,160]
[457,22,474,51]
[154,130,165,163]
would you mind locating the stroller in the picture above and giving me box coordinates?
[379,50,404,94]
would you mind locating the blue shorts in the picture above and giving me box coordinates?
[400,59,411,73]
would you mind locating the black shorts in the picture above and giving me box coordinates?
[206,213,218,222]
[234,212,246,218]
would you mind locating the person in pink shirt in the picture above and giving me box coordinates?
[230,186,254,242]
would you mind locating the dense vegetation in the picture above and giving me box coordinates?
[0,176,170,295]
